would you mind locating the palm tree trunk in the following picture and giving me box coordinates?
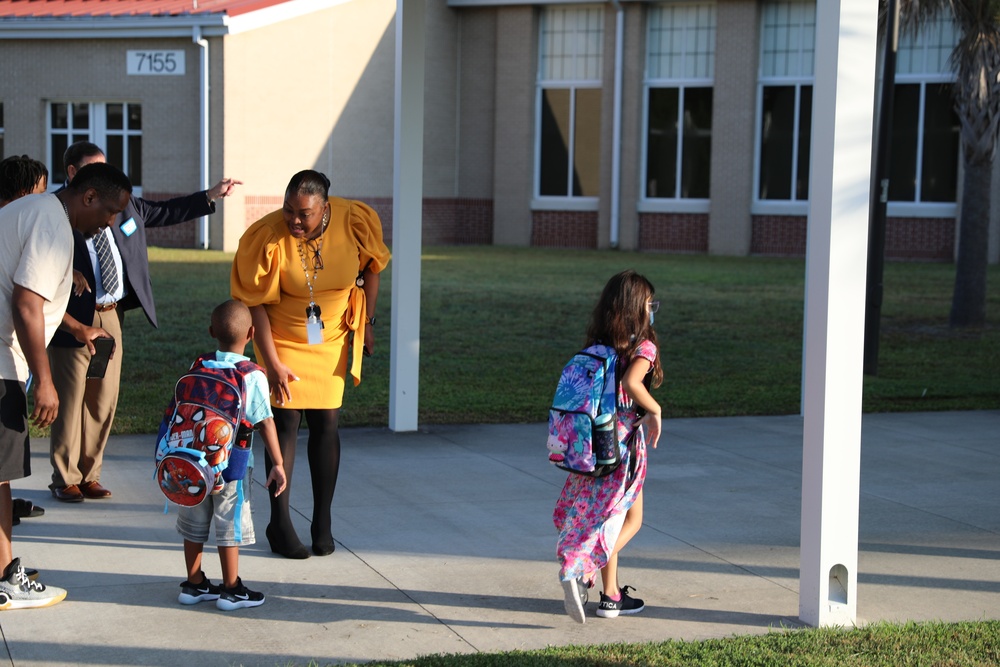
[949,157,991,327]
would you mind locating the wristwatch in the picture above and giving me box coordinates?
[366,316,376,326]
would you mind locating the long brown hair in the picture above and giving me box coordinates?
[585,269,663,388]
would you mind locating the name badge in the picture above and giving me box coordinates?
[306,304,324,345]
[120,217,138,236]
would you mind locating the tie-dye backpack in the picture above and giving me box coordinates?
[546,344,622,477]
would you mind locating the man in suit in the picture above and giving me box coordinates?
[48,141,242,502]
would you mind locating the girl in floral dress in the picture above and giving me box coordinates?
[554,269,663,623]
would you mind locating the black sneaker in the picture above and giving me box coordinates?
[596,585,645,618]
[560,577,588,624]
[178,574,221,605]
[216,577,264,611]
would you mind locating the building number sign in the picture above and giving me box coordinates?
[127,50,186,75]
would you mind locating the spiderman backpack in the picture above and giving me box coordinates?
[153,354,259,507]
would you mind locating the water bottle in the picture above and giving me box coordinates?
[593,413,617,465]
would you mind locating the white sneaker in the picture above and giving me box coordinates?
[561,577,587,624]
[0,557,67,610]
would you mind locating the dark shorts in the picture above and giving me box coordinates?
[0,379,30,482]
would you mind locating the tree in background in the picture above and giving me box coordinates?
[897,0,1000,326]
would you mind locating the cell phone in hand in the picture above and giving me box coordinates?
[86,337,116,379]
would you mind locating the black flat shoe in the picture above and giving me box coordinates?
[311,539,335,556]
[311,525,335,556]
[265,524,310,560]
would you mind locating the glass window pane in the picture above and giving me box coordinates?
[72,103,89,130]
[51,134,68,184]
[540,88,571,196]
[51,103,68,130]
[761,0,815,78]
[795,85,812,200]
[128,135,142,187]
[681,87,713,198]
[888,84,919,201]
[573,88,602,197]
[920,82,958,202]
[646,88,680,198]
[107,103,123,130]
[540,6,602,82]
[759,85,795,199]
[106,135,123,173]
[129,104,142,130]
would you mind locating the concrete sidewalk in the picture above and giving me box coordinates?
[3,411,998,666]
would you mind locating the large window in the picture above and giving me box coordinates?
[48,102,142,189]
[644,3,715,200]
[536,5,603,200]
[889,13,959,204]
[756,0,814,202]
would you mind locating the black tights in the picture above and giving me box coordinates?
[266,407,341,548]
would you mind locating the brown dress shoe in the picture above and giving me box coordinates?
[52,484,85,503]
[80,481,112,499]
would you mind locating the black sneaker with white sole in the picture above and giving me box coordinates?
[178,574,221,605]
[596,585,644,618]
[216,577,265,611]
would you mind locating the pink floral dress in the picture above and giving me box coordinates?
[553,339,657,585]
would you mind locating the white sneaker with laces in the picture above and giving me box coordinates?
[0,557,67,610]
[561,577,588,624]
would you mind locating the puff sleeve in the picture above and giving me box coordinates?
[349,201,391,273]
[230,217,285,307]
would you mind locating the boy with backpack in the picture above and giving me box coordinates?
[169,300,287,611]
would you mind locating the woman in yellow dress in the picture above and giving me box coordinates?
[231,170,390,559]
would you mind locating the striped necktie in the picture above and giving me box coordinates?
[92,229,120,296]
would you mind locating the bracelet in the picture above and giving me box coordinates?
[365,315,376,326]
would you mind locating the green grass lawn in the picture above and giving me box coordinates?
[49,246,999,665]
[103,245,999,435]
[340,620,1000,667]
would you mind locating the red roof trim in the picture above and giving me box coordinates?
[0,0,293,19]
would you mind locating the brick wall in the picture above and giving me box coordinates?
[363,197,494,246]
[638,212,710,253]
[750,214,955,260]
[530,210,599,248]
[750,215,808,256]
[142,192,200,248]
[191,196,496,250]
[884,217,954,261]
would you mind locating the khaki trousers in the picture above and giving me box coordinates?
[48,308,123,488]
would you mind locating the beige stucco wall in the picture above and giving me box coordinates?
[219,1,395,198]
[612,2,646,252]
[709,0,760,256]
[492,6,537,246]
[456,8,497,199]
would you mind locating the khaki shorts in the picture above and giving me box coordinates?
[176,472,255,547]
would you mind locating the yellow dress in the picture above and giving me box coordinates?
[230,197,391,409]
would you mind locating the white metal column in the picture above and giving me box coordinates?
[799,0,878,627]
[389,0,425,432]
